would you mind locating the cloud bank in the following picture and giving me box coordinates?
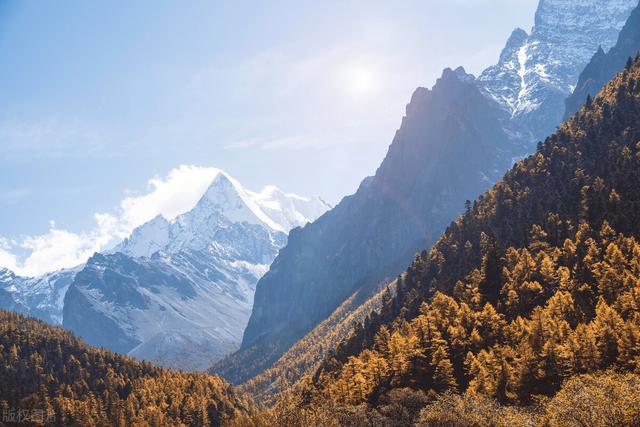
[0,165,221,277]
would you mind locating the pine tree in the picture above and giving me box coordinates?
[431,345,457,392]
[617,321,640,370]
[567,323,600,374]
[592,298,624,368]
[595,242,627,303]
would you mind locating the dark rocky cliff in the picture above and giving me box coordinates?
[218,68,513,383]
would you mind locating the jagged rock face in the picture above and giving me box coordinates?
[478,0,636,142]
[0,270,29,316]
[62,172,327,370]
[477,28,530,123]
[565,2,640,119]
[0,267,79,325]
[232,68,512,383]
[63,247,265,367]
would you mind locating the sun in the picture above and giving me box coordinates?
[345,65,375,97]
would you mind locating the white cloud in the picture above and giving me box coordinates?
[0,238,19,273]
[16,221,115,277]
[119,165,220,229]
[0,165,221,277]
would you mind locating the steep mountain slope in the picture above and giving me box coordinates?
[288,51,640,424]
[237,283,394,405]
[64,248,264,367]
[0,267,80,325]
[62,171,328,370]
[478,0,636,141]
[0,310,248,426]
[565,1,640,118]
[218,67,512,384]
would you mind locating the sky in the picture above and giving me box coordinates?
[0,0,538,276]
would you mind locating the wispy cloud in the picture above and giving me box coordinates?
[118,165,221,229]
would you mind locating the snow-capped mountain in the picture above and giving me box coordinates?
[115,171,329,258]
[0,266,81,325]
[478,0,636,141]
[62,171,329,370]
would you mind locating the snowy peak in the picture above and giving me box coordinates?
[253,186,331,233]
[0,266,81,325]
[500,28,528,63]
[188,170,329,234]
[64,169,329,370]
[195,171,281,232]
[117,215,171,258]
[478,0,637,140]
[116,169,330,258]
[0,267,16,283]
[534,0,635,34]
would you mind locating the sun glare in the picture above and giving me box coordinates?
[345,65,375,97]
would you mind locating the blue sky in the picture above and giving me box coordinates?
[0,0,538,275]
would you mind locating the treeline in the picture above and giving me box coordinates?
[0,310,249,426]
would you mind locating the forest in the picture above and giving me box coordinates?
[0,310,249,426]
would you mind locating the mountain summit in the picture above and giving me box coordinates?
[116,171,330,258]
[478,0,636,141]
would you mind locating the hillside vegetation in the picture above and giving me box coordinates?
[0,310,249,426]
